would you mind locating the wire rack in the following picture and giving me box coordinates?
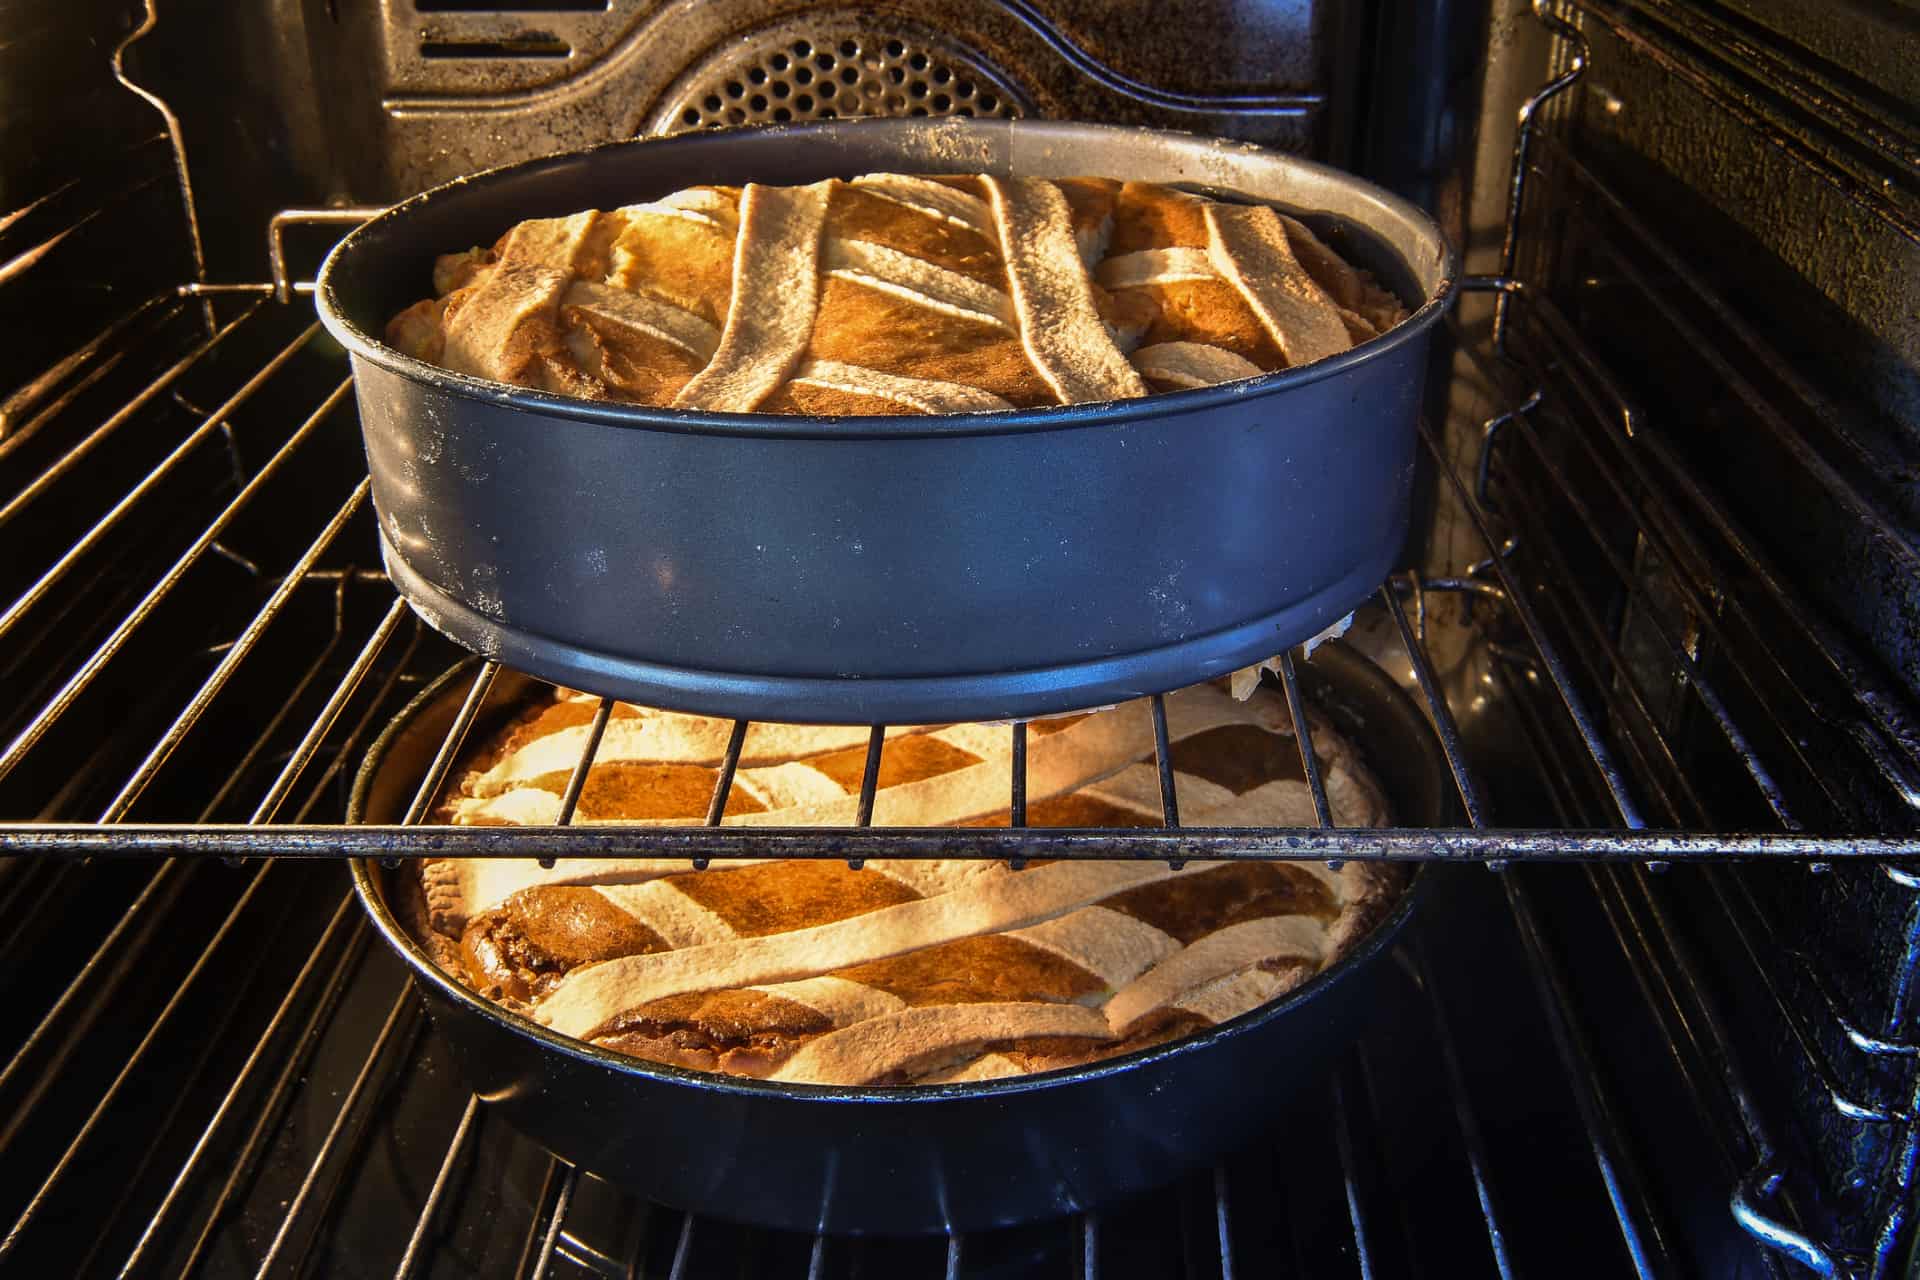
[2,0,1919,1275]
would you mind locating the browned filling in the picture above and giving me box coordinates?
[520,761,768,819]
[428,676,1370,1083]
[1102,863,1337,941]
[807,733,983,792]
[593,990,832,1078]
[671,859,921,936]
[839,934,1106,1007]
[460,885,669,1002]
[1169,723,1311,792]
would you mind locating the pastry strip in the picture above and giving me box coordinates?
[672,181,833,411]
[470,719,941,797]
[768,1001,1114,1085]
[1204,202,1352,367]
[984,176,1148,404]
[1171,966,1296,1025]
[1007,906,1181,989]
[1131,342,1265,389]
[1103,914,1325,1032]
[593,881,737,948]
[791,359,1015,415]
[562,281,720,361]
[422,857,765,934]
[745,975,907,1027]
[848,173,994,237]
[822,239,1016,331]
[1095,247,1217,290]
[537,859,1191,1038]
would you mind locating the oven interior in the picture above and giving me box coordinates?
[2,0,1919,1275]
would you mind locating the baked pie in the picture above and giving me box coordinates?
[386,173,1407,413]
[404,678,1401,1086]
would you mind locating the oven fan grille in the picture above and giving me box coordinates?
[654,25,1026,135]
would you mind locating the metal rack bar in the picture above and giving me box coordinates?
[1383,583,1491,828]
[1532,168,1920,805]
[1329,1073,1377,1280]
[1493,0,1588,349]
[251,662,500,1277]
[0,363,344,786]
[1419,404,1647,827]
[1010,721,1028,829]
[101,469,370,822]
[7,824,1917,860]
[667,1212,698,1280]
[1409,934,1516,1278]
[705,720,750,830]
[0,293,185,461]
[528,1165,582,1280]
[0,317,313,614]
[254,986,424,1278]
[555,699,615,829]
[1479,481,1709,827]
[1505,874,1680,1279]
[192,572,361,824]
[856,724,887,828]
[1392,553,1689,1274]
[120,890,367,1276]
[1499,338,1848,827]
[0,300,263,522]
[1210,1165,1235,1280]
[1274,651,1333,830]
[1151,694,1181,830]
[0,859,300,1263]
[174,909,373,1278]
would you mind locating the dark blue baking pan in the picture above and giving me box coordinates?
[316,119,1458,724]
[347,643,1447,1235]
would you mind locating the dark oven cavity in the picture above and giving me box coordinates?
[0,1,1917,1277]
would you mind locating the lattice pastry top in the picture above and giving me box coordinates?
[386,174,1407,413]
[407,679,1401,1086]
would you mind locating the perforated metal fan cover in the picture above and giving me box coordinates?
[652,21,1028,134]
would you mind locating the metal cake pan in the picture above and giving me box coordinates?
[346,644,1447,1235]
[316,119,1457,724]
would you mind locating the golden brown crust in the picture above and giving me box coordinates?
[386,173,1406,415]
[398,678,1402,1086]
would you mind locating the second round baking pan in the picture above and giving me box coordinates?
[347,643,1450,1234]
[316,119,1458,725]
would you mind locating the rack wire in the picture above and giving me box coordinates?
[2,0,1918,1274]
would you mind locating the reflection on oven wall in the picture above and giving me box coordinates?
[3,0,1919,1276]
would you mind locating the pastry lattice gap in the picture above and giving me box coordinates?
[659,26,1026,133]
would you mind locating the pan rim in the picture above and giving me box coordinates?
[315,118,1458,442]
[346,654,1429,1105]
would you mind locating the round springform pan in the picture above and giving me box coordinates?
[317,119,1457,725]
[346,644,1447,1234]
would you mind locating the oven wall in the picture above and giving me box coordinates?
[0,0,198,378]
[1448,1,1920,1262]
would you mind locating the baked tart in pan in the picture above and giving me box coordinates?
[385,172,1407,414]
[391,666,1397,1086]
[350,644,1438,1231]
[320,121,1454,749]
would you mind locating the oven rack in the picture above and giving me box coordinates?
[0,193,1911,1280]
[5,0,1917,864]
[0,287,1914,863]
